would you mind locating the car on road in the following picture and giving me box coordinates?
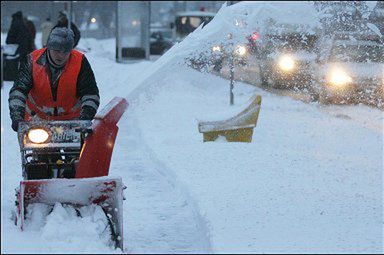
[255,29,319,91]
[172,11,216,42]
[314,31,384,106]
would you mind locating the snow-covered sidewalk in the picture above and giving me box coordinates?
[113,113,211,253]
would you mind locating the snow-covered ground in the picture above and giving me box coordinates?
[1,2,383,254]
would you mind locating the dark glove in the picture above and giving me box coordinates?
[11,119,21,132]
[79,114,93,121]
[79,105,96,121]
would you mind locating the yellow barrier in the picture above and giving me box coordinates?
[198,95,262,142]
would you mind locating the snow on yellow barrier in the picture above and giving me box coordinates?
[198,95,262,142]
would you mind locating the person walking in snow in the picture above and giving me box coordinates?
[53,11,81,48]
[6,11,33,60]
[41,17,54,47]
[8,27,100,132]
[23,16,37,51]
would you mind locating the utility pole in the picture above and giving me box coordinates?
[145,1,151,60]
[228,33,235,106]
[229,50,235,105]
[64,1,72,29]
[116,1,121,62]
[1,46,3,88]
[68,1,72,29]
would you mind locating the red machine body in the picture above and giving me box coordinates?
[16,97,128,251]
[76,97,128,178]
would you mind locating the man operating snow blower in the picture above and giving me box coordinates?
[7,27,127,251]
[8,27,99,129]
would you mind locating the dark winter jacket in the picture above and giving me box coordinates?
[53,21,81,48]
[6,11,33,59]
[24,18,36,50]
[9,49,100,124]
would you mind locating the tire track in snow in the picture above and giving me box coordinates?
[111,112,212,253]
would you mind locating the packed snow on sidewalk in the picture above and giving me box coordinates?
[1,2,383,254]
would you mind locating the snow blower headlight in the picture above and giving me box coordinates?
[28,128,50,144]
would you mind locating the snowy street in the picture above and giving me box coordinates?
[1,2,383,254]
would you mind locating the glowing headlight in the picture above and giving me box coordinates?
[278,55,295,72]
[329,68,353,87]
[28,128,50,144]
[235,45,247,56]
[212,45,221,52]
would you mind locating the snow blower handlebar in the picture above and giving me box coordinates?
[75,97,129,178]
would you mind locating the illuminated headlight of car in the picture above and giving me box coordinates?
[328,68,353,88]
[278,55,295,72]
[234,45,247,56]
[27,128,50,144]
[212,45,221,52]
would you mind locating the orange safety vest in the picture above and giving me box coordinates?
[25,48,83,121]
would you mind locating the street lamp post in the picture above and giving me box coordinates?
[227,33,235,106]
[68,1,72,29]
[116,1,121,62]
[1,46,3,88]
[229,47,235,105]
[63,1,72,29]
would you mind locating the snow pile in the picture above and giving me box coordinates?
[22,203,119,254]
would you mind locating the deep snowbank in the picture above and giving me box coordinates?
[23,203,117,253]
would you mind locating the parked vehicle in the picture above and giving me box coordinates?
[172,11,216,42]
[314,31,384,106]
[149,26,174,55]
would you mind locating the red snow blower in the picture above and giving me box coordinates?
[13,97,128,250]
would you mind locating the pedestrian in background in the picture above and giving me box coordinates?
[23,16,36,51]
[53,11,81,48]
[41,17,54,47]
[6,11,33,60]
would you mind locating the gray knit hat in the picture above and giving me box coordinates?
[47,27,74,53]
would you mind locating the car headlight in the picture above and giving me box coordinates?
[278,55,295,72]
[235,45,247,56]
[28,128,50,144]
[328,68,353,88]
[212,45,221,52]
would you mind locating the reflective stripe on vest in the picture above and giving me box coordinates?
[25,48,83,121]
